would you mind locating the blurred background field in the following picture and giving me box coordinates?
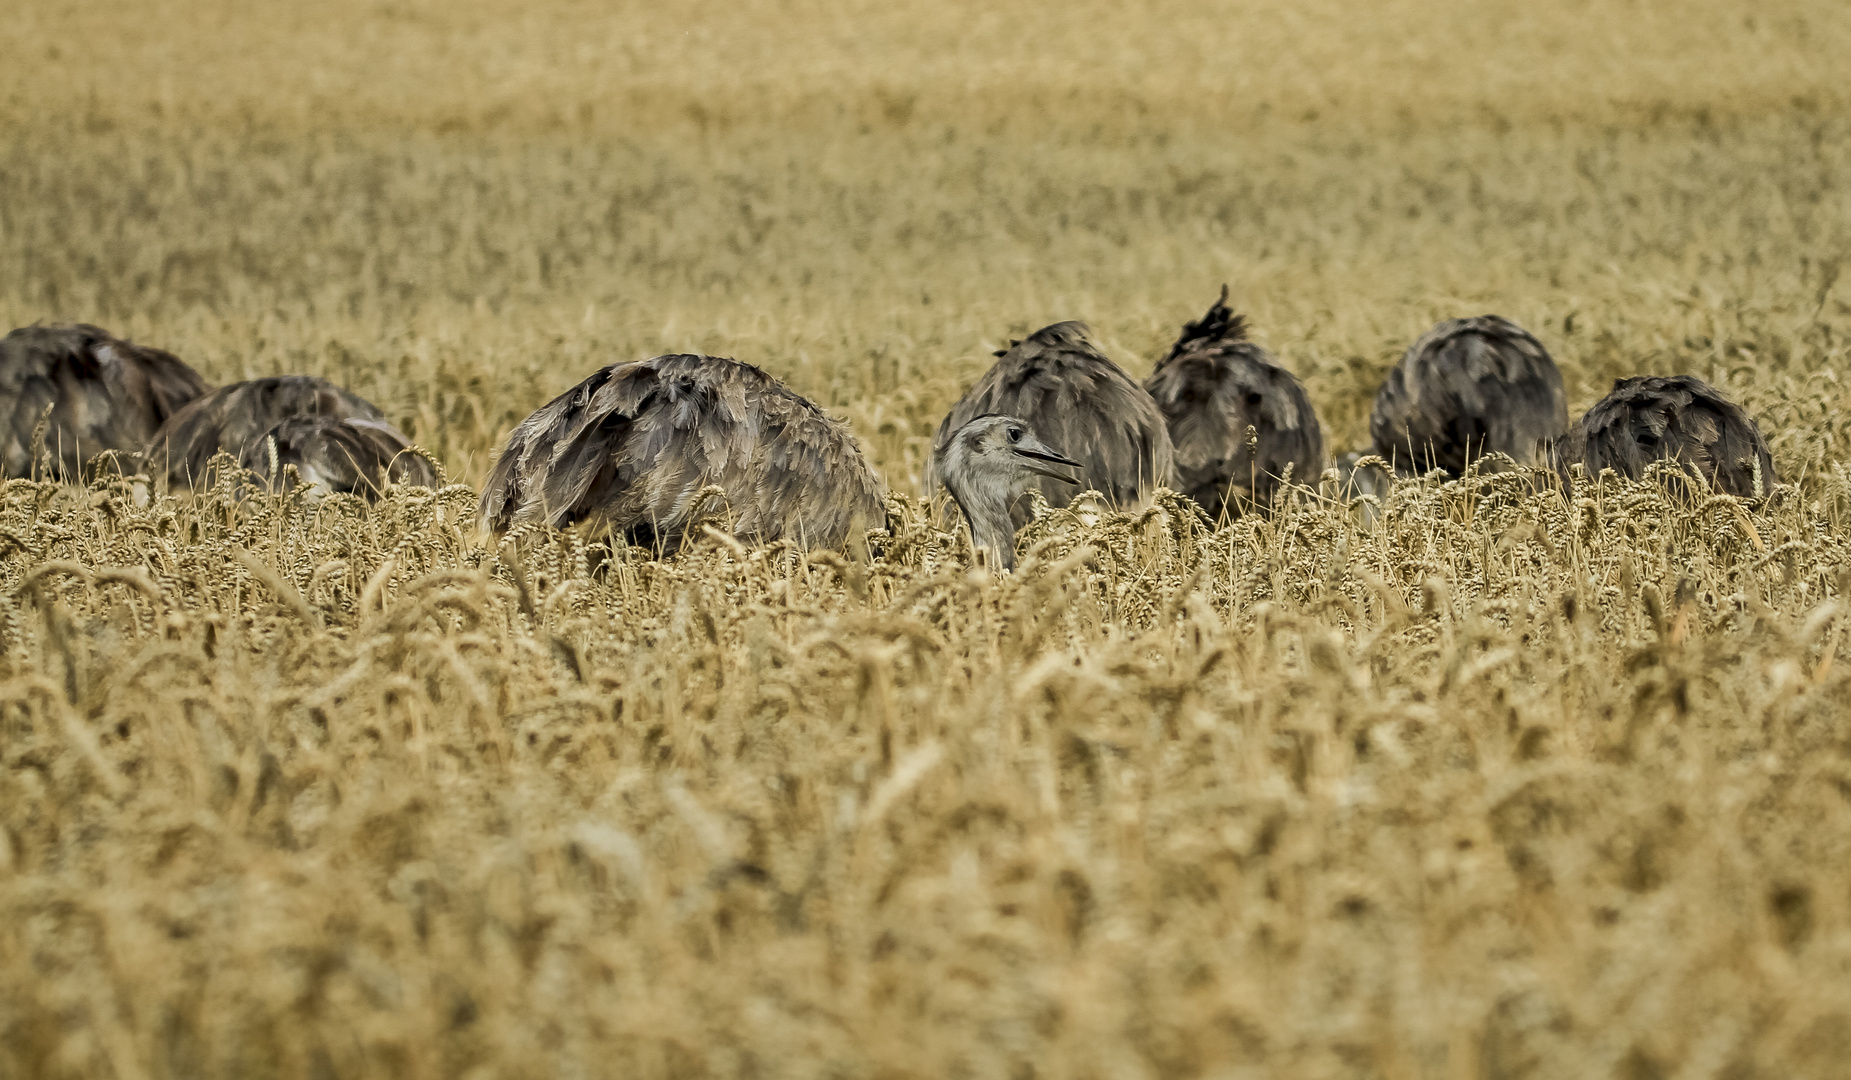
[3,1,1851,1077]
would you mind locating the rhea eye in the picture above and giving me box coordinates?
[1006,426,1024,443]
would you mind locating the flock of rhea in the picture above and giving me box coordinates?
[0,324,437,497]
[0,289,1777,568]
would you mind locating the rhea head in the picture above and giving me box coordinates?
[936,414,1084,570]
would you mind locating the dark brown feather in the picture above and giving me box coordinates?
[929,321,1174,528]
[1370,316,1568,475]
[477,354,887,550]
[145,376,415,493]
[1145,288,1324,518]
[0,323,211,479]
[1555,375,1776,497]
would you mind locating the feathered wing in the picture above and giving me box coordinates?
[1371,316,1567,475]
[1145,293,1324,517]
[1701,397,1778,496]
[238,416,435,498]
[0,324,211,478]
[1148,354,1325,517]
[99,336,212,428]
[477,354,887,549]
[342,418,438,489]
[1562,375,1775,497]
[477,366,616,530]
[930,321,1174,527]
[0,327,78,476]
[147,376,391,489]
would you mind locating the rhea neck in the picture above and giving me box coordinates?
[945,476,1025,570]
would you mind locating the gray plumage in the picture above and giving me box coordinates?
[477,353,887,550]
[236,416,436,498]
[936,415,1085,570]
[1555,375,1776,498]
[1144,287,1325,518]
[1370,316,1568,476]
[929,321,1173,530]
[146,376,431,496]
[0,323,210,479]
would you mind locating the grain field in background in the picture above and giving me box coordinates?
[3,1,1851,1076]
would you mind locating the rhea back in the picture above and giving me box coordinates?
[1556,374,1775,498]
[1145,287,1325,518]
[1370,316,1567,476]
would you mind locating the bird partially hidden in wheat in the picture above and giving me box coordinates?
[927,321,1172,531]
[1144,286,1324,520]
[145,375,435,498]
[477,353,887,550]
[1554,374,1776,498]
[1369,315,1568,477]
[935,415,1084,570]
[0,323,210,480]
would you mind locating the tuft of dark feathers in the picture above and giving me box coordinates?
[1145,289,1322,518]
[145,376,428,497]
[1370,316,1568,476]
[1159,284,1250,365]
[929,321,1174,529]
[0,323,211,479]
[1554,374,1776,498]
[477,353,887,550]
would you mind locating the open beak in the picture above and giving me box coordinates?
[1014,438,1086,485]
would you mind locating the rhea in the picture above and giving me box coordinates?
[935,415,1084,570]
[0,323,210,479]
[1144,286,1325,519]
[478,353,887,550]
[1369,315,1568,477]
[928,321,1173,532]
[145,375,436,498]
[1555,374,1776,498]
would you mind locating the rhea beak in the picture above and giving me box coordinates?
[1014,438,1085,485]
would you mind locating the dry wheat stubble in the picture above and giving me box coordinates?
[0,460,1846,1077]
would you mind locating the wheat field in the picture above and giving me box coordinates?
[4,1,1851,1076]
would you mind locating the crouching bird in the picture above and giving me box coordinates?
[1370,316,1567,476]
[1555,374,1776,498]
[146,375,434,498]
[477,353,887,550]
[935,414,1085,569]
[1144,287,1324,519]
[928,320,1173,532]
[0,323,210,479]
